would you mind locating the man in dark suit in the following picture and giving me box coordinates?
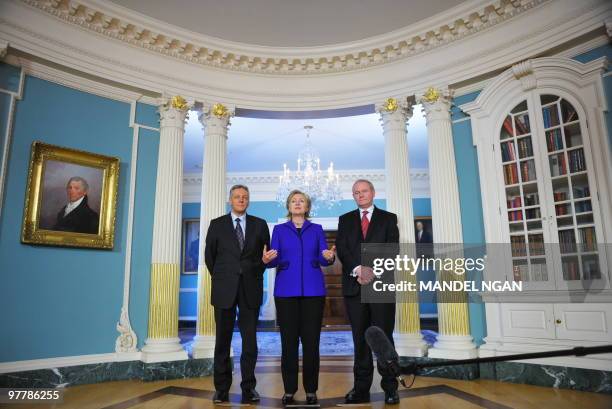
[415,221,432,244]
[53,176,99,234]
[204,184,270,404]
[336,179,400,405]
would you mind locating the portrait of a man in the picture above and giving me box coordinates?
[52,176,99,234]
[38,160,103,235]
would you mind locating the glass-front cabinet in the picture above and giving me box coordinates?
[498,94,608,291]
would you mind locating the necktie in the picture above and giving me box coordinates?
[361,210,369,239]
[235,218,245,251]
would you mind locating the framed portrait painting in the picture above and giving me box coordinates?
[21,141,120,249]
[414,216,433,244]
[182,219,200,274]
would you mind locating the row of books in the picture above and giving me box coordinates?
[555,204,570,216]
[549,154,567,176]
[573,185,590,199]
[508,210,523,221]
[568,149,586,173]
[553,191,568,201]
[511,236,527,257]
[504,164,519,185]
[521,161,536,182]
[579,227,597,251]
[546,129,564,152]
[542,105,560,129]
[501,141,516,162]
[524,193,539,206]
[514,115,530,135]
[575,200,592,214]
[525,208,541,220]
[507,196,522,209]
[513,262,548,282]
[562,259,580,280]
[559,229,576,253]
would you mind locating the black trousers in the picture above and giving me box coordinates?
[275,296,325,394]
[214,277,259,392]
[344,295,398,393]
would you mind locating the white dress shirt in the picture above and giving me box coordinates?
[64,196,85,216]
[231,212,246,235]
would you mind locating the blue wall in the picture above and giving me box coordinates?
[0,66,159,361]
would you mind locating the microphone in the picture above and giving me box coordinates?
[364,326,408,387]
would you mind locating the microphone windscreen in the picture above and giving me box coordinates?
[365,326,398,362]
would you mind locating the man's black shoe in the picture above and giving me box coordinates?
[282,394,295,405]
[306,393,318,405]
[344,388,370,404]
[242,389,260,403]
[384,390,400,405]
[213,390,229,403]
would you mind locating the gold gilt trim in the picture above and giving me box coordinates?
[423,87,441,103]
[21,141,120,249]
[212,103,229,119]
[382,97,399,113]
[20,0,548,75]
[147,263,181,339]
[170,95,188,110]
[197,266,216,336]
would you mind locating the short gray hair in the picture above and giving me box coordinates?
[229,184,249,198]
[67,176,89,191]
[352,179,375,192]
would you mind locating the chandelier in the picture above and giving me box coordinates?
[276,125,342,215]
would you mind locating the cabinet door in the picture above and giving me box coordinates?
[497,99,556,290]
[534,95,609,291]
[501,303,555,339]
[553,303,612,342]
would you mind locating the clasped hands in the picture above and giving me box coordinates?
[354,266,375,285]
[261,245,336,264]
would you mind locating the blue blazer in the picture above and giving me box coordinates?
[267,220,332,297]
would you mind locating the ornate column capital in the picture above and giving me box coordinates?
[158,95,191,128]
[376,97,415,131]
[419,87,453,124]
[199,102,235,135]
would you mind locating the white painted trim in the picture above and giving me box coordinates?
[0,65,23,227]
[1,0,610,109]
[114,106,140,354]
[179,316,197,321]
[3,54,159,105]
[0,352,142,374]
[451,117,471,124]
[554,34,610,59]
[17,0,550,76]
[179,288,197,293]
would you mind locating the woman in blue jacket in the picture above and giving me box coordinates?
[262,190,335,405]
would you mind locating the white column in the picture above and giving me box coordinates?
[421,87,478,359]
[192,103,235,359]
[377,97,428,357]
[259,268,277,321]
[141,96,190,363]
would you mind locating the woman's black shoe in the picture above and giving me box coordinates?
[306,393,318,405]
[282,394,295,405]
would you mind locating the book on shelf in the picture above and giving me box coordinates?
[506,196,522,209]
[562,259,580,280]
[573,185,590,198]
[568,149,586,173]
[521,160,536,181]
[542,106,559,129]
[553,191,567,201]
[555,204,569,216]
[517,137,533,158]
[501,141,516,162]
[575,200,592,214]
[525,208,541,220]
[501,116,513,138]
[579,227,597,252]
[549,154,567,177]
[504,164,519,185]
[514,114,530,135]
[559,230,576,253]
[546,129,563,152]
[508,210,523,221]
[511,236,527,257]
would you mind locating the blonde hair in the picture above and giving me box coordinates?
[285,190,311,219]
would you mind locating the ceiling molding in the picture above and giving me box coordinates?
[21,0,548,76]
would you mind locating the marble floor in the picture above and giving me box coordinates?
[14,356,612,409]
[179,329,439,356]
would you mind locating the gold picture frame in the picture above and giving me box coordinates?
[21,141,120,249]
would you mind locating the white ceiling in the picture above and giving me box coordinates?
[184,108,429,173]
[110,0,465,47]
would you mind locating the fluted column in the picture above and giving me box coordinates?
[377,97,428,357]
[142,96,190,363]
[192,103,234,359]
[421,87,477,359]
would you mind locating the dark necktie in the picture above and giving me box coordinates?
[361,210,369,239]
[235,218,245,251]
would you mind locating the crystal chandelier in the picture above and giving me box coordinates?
[276,125,342,215]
